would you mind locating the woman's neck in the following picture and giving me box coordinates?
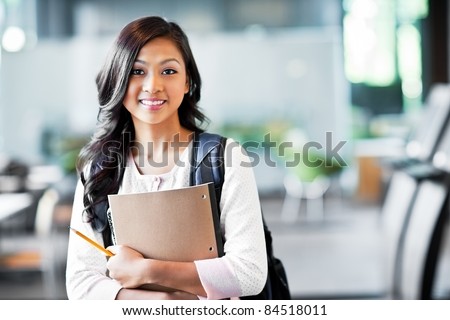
[130,121,193,173]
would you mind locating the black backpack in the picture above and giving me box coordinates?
[190,132,291,300]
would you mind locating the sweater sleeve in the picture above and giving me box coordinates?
[194,138,268,299]
[65,178,123,300]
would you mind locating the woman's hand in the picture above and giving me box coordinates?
[107,245,207,297]
[106,245,149,288]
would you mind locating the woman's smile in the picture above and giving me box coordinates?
[140,98,166,111]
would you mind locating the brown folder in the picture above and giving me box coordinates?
[107,182,223,292]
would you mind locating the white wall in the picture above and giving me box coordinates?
[0,36,112,163]
[191,27,351,147]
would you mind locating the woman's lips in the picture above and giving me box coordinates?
[140,99,166,111]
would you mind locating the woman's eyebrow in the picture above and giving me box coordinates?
[134,58,182,66]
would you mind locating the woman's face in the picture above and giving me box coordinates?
[123,37,189,129]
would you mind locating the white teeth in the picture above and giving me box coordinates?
[141,100,164,106]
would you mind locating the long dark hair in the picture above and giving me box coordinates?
[77,16,208,242]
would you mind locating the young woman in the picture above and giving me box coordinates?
[66,16,267,300]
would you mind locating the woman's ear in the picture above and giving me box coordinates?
[185,78,190,94]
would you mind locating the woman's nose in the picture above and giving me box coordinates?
[142,74,162,93]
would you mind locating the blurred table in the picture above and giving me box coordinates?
[354,138,405,203]
[0,193,33,222]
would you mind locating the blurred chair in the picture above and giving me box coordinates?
[396,177,449,299]
[389,83,450,169]
[380,170,419,297]
[281,173,330,222]
[381,169,449,299]
[381,101,450,299]
[0,188,62,299]
[379,84,450,299]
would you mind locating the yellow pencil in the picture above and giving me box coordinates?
[69,226,115,257]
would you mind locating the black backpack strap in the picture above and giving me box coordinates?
[190,132,227,257]
[190,132,227,203]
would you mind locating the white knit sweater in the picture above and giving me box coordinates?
[65,138,267,300]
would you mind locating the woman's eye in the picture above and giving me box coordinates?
[131,69,144,75]
[162,69,177,75]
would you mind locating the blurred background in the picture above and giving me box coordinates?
[0,0,450,300]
